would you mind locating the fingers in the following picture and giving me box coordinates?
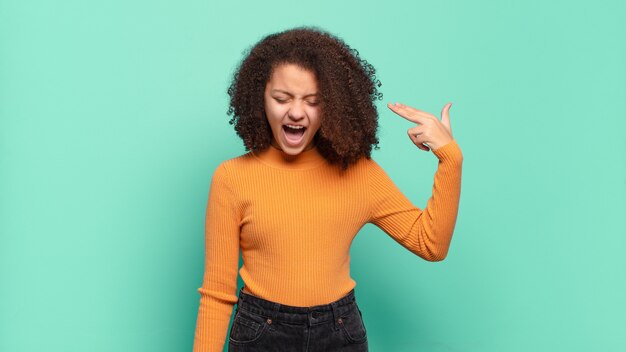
[411,138,430,151]
[387,102,429,124]
[407,127,430,151]
[396,103,437,119]
[390,101,453,152]
[407,125,423,136]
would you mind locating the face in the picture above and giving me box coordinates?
[264,63,322,155]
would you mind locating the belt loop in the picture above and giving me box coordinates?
[270,302,281,322]
[238,287,245,305]
[330,301,340,331]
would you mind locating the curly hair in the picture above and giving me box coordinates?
[226,26,383,170]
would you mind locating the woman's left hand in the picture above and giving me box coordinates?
[387,102,454,152]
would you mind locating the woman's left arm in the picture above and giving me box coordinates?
[368,102,463,261]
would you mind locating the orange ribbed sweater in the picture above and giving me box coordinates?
[193,139,463,351]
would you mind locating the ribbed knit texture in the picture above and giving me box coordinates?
[193,139,464,351]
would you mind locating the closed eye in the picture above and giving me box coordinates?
[273,97,319,106]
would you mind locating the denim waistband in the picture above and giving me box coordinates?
[235,287,357,327]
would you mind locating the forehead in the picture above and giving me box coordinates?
[266,63,318,95]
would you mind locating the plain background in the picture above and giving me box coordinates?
[1,0,624,351]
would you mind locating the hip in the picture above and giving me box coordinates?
[228,286,369,351]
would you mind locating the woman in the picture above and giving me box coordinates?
[193,26,463,352]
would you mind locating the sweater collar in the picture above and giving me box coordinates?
[252,144,327,170]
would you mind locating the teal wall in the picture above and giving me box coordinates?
[1,0,624,351]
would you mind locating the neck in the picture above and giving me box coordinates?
[252,143,326,170]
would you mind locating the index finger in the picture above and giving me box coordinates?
[387,102,429,124]
[395,103,438,120]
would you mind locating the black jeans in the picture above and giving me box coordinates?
[228,287,369,351]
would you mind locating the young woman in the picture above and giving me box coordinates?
[193,26,463,352]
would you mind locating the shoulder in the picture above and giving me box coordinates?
[209,151,261,189]
[332,155,390,185]
[351,155,386,175]
[214,151,256,173]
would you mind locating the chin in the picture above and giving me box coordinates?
[278,142,307,155]
[273,135,313,155]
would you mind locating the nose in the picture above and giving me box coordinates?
[288,100,306,120]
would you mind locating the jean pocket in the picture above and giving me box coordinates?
[338,302,367,344]
[228,309,269,345]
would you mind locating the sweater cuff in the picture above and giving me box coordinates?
[432,139,463,163]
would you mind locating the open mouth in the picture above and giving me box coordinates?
[282,124,307,145]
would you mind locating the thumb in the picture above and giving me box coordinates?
[441,102,452,129]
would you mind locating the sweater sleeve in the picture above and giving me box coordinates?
[193,163,241,352]
[367,139,464,261]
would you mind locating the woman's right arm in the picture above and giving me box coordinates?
[193,163,241,352]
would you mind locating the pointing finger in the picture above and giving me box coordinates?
[387,102,428,124]
[395,102,437,120]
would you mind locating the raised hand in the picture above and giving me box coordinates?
[387,102,454,152]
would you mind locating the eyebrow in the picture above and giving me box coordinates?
[271,89,319,98]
